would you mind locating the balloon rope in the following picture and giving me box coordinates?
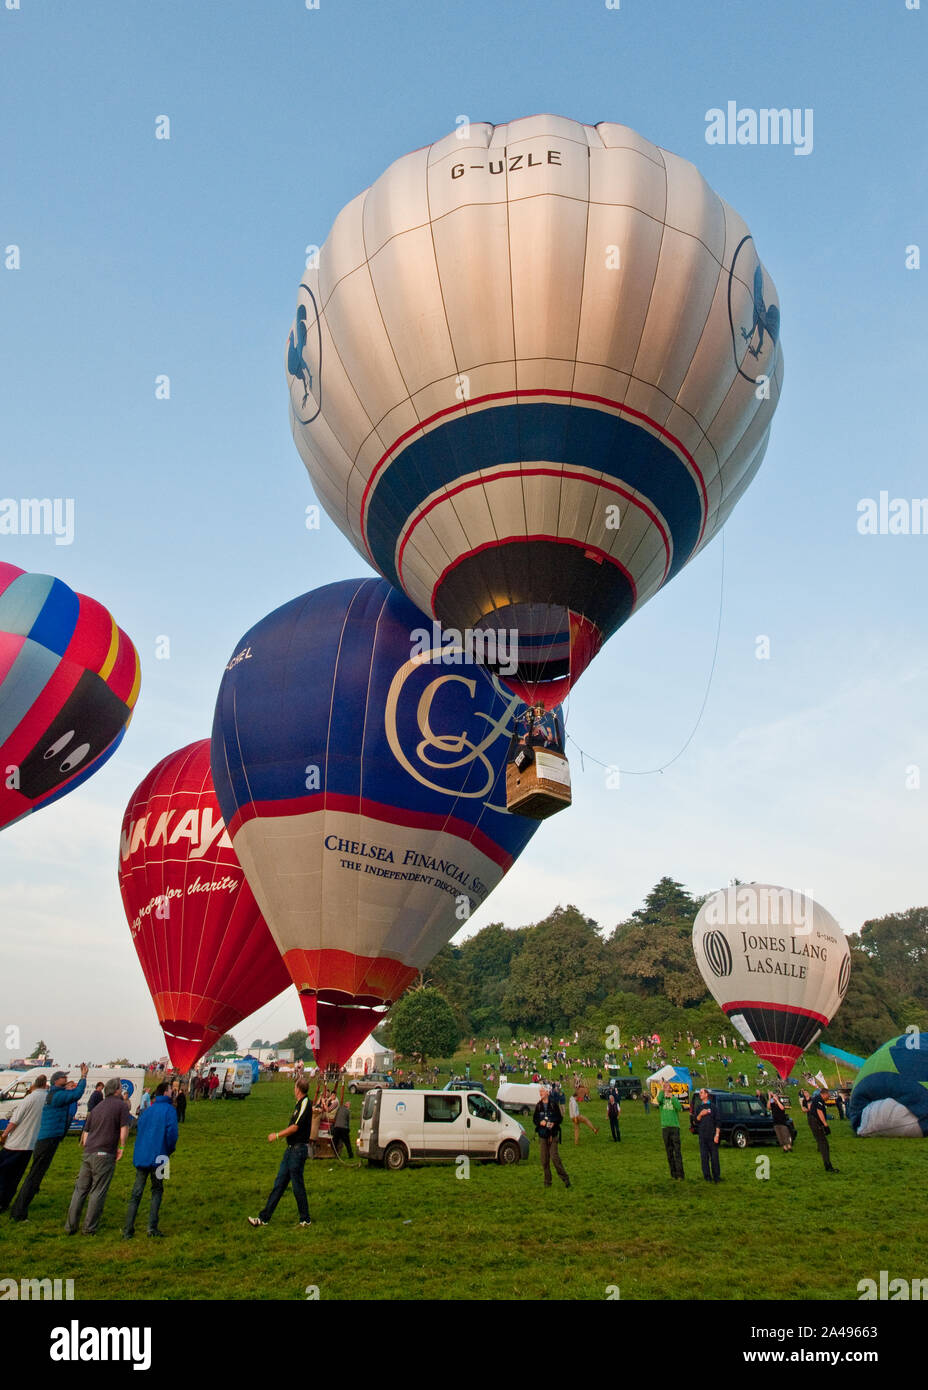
[566,531,725,775]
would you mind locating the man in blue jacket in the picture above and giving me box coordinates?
[123,1082,179,1238]
[10,1064,88,1222]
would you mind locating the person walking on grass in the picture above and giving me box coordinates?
[607,1090,622,1142]
[769,1091,792,1152]
[658,1081,685,1180]
[10,1064,88,1222]
[123,1081,178,1239]
[533,1086,570,1190]
[64,1078,130,1235]
[569,1089,598,1145]
[248,1077,314,1228]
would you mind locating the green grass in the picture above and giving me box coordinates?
[1,1065,922,1301]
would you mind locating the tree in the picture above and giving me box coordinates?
[606,878,708,1007]
[250,1038,271,1048]
[502,905,610,1031]
[275,1029,313,1063]
[419,944,470,1032]
[206,1033,238,1057]
[822,944,899,1057]
[857,907,928,1007]
[459,922,527,1031]
[28,1040,49,1059]
[390,987,460,1063]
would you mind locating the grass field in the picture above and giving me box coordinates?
[2,1057,924,1302]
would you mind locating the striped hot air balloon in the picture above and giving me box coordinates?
[286,114,783,708]
[0,562,140,831]
[210,578,539,1069]
[118,741,291,1072]
[693,885,851,1080]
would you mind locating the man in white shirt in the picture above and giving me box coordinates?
[0,1075,48,1212]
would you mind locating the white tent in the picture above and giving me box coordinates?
[345,1035,394,1076]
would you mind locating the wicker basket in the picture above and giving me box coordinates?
[506,749,572,819]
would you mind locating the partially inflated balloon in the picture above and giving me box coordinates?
[287,115,783,706]
[692,885,851,1079]
[211,578,539,1067]
[118,741,291,1071]
[848,1034,928,1138]
[0,562,140,830]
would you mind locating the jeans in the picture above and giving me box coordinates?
[0,1148,32,1211]
[810,1123,833,1169]
[10,1136,61,1220]
[259,1144,310,1223]
[538,1135,569,1187]
[608,1114,621,1141]
[66,1151,117,1234]
[662,1127,685,1178]
[124,1165,165,1234]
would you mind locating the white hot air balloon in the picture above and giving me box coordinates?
[692,885,851,1079]
[286,114,784,714]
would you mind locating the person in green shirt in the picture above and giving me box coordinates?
[657,1082,685,1179]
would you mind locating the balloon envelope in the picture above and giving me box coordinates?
[0,562,140,830]
[118,740,291,1071]
[692,885,851,1079]
[211,578,539,1067]
[848,1033,928,1137]
[287,115,783,705]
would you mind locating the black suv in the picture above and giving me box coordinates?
[596,1076,643,1101]
[696,1089,797,1148]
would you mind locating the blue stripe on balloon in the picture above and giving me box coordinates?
[27,578,80,657]
[0,572,56,638]
[0,638,61,745]
[364,403,704,590]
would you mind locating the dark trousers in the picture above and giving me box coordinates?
[0,1148,32,1211]
[539,1135,569,1187]
[259,1143,310,1223]
[66,1152,117,1234]
[10,1136,61,1220]
[608,1114,621,1141]
[662,1126,684,1178]
[124,1165,165,1234]
[332,1126,352,1158]
[810,1123,832,1169]
[699,1135,721,1181]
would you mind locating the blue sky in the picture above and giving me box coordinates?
[1,0,926,1060]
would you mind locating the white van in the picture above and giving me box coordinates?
[220,1062,253,1099]
[496,1081,545,1115]
[0,1067,146,1133]
[358,1087,529,1170]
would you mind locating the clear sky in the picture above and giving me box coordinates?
[1,0,926,1062]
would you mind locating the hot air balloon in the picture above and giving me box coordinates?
[210,578,539,1069]
[692,885,851,1079]
[848,1033,928,1137]
[118,741,291,1072]
[0,561,140,831]
[286,115,783,715]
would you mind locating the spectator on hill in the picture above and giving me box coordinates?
[123,1081,179,1239]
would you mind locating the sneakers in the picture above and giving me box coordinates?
[147,1229,164,1238]
[299,1220,313,1227]
[247,1216,267,1227]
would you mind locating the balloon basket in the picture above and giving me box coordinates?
[506,750,572,819]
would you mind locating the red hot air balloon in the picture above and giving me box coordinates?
[0,562,140,830]
[118,741,291,1071]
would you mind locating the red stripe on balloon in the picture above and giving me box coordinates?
[359,388,709,558]
[396,466,671,593]
[226,792,514,872]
